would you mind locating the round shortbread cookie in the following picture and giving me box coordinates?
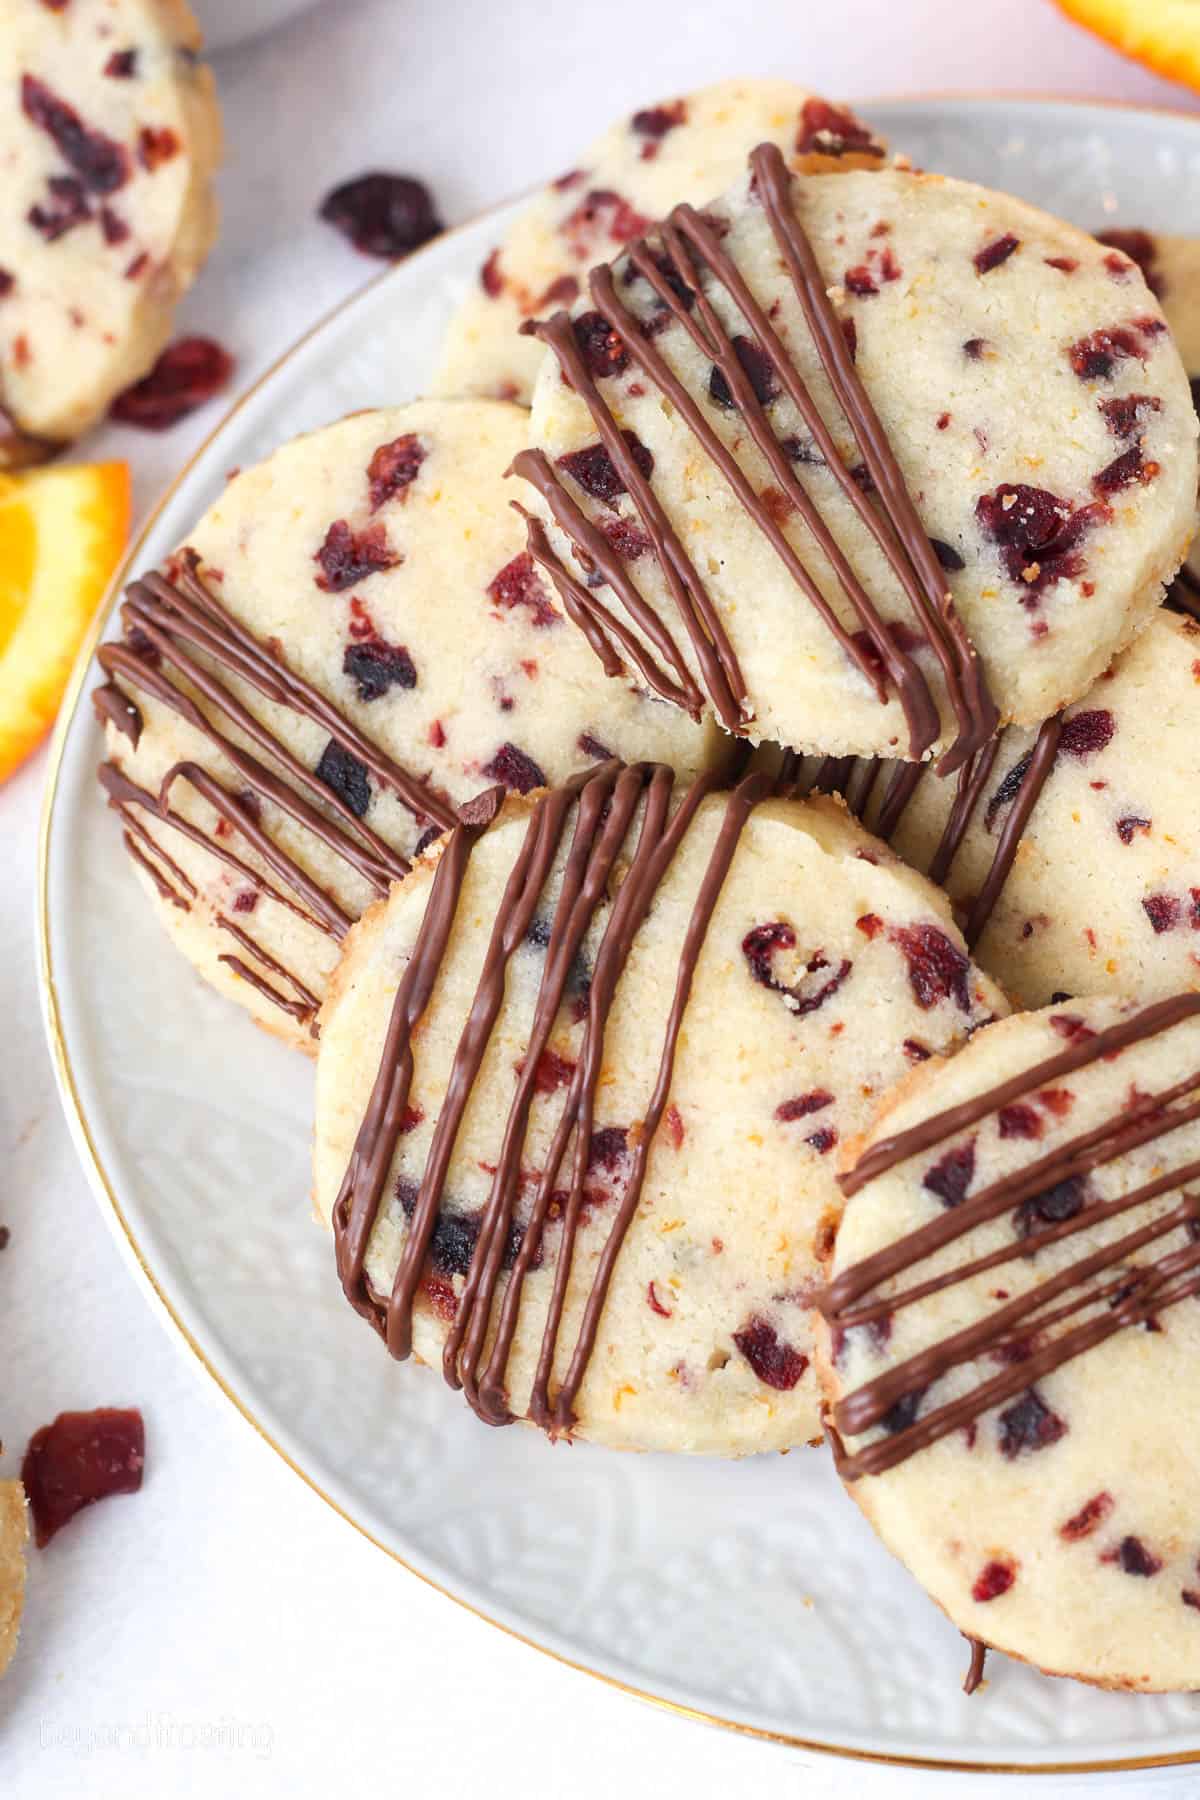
[0,1481,27,1680]
[816,994,1200,1691]
[774,610,1200,1010]
[431,78,886,408]
[518,155,1197,768]
[94,400,725,1052]
[313,764,1005,1455]
[0,0,221,456]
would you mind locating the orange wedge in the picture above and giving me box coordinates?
[0,461,130,784]
[1054,0,1200,93]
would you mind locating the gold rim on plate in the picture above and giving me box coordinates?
[35,95,1200,1774]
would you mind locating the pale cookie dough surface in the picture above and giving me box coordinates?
[817,998,1200,1691]
[0,0,221,448]
[432,78,886,407]
[99,400,725,1052]
[790,611,1200,1009]
[313,778,1005,1455]
[524,167,1197,760]
[0,1481,28,1679]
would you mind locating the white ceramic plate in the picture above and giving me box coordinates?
[41,98,1200,1773]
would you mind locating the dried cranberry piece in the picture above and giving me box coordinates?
[1143,893,1181,933]
[556,431,653,505]
[22,1408,145,1547]
[315,740,372,817]
[27,174,92,241]
[998,1103,1043,1140]
[1096,228,1163,296]
[889,923,971,1012]
[561,188,649,252]
[1116,815,1150,845]
[110,337,235,429]
[1099,393,1160,439]
[843,265,877,298]
[526,1049,575,1093]
[481,743,546,794]
[998,1388,1067,1459]
[571,310,629,380]
[881,1388,924,1435]
[602,516,653,561]
[963,337,990,360]
[741,924,851,1016]
[807,1127,838,1154]
[1114,1535,1162,1576]
[413,824,444,857]
[708,335,779,410]
[577,731,613,760]
[795,98,878,158]
[99,205,130,245]
[488,552,558,627]
[1068,325,1144,380]
[367,433,425,511]
[588,1126,629,1172]
[0,269,12,298]
[21,74,129,193]
[743,921,796,987]
[1060,1491,1113,1540]
[922,1139,976,1209]
[1016,1174,1087,1237]
[538,274,580,309]
[104,49,139,78]
[1093,445,1158,494]
[732,1317,808,1390]
[972,1558,1016,1602]
[631,100,687,152]
[138,125,180,171]
[775,1090,833,1122]
[1059,709,1115,758]
[930,537,965,571]
[319,173,442,258]
[479,248,503,296]
[342,639,416,700]
[314,519,399,592]
[974,233,1020,274]
[976,483,1107,595]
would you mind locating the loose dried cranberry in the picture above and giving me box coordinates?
[315,740,371,816]
[482,743,546,794]
[571,310,629,380]
[319,172,442,258]
[974,233,1020,274]
[1068,325,1144,380]
[1099,393,1160,439]
[708,335,780,410]
[975,484,1107,595]
[795,97,878,158]
[998,1103,1043,1140]
[367,432,425,511]
[21,74,129,193]
[1060,709,1116,759]
[488,551,558,627]
[1060,1491,1113,1540]
[1115,1535,1162,1577]
[110,337,234,429]
[1096,228,1163,296]
[1093,445,1158,494]
[998,1388,1067,1458]
[732,1317,808,1390]
[104,49,138,78]
[27,174,92,241]
[930,537,965,571]
[1016,1174,1087,1237]
[922,1139,976,1209]
[889,923,971,1012]
[844,265,877,297]
[556,431,653,505]
[972,1558,1016,1602]
[314,520,399,592]
[1144,893,1181,933]
[775,1090,833,1121]
[22,1408,145,1547]
[1116,815,1150,845]
[343,639,416,699]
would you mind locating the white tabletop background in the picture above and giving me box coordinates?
[5,0,1200,1793]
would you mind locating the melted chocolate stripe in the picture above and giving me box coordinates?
[963,717,1060,946]
[93,681,142,748]
[927,739,999,889]
[122,828,191,910]
[215,913,321,1030]
[840,993,1200,1197]
[750,144,997,771]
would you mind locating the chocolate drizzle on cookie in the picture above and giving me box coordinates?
[821,994,1200,1479]
[779,712,1064,946]
[94,551,457,1029]
[513,141,997,771]
[332,761,769,1434]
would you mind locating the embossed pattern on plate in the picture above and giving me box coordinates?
[42,100,1200,1769]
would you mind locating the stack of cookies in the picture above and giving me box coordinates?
[91,78,1200,1694]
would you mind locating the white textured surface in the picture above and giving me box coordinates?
[9,2,1200,1794]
